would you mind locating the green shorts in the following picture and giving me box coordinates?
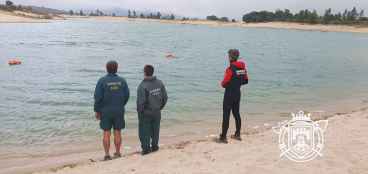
[100,114,125,130]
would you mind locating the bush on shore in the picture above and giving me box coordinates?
[242,7,366,25]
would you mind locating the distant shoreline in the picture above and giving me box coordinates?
[1,11,368,33]
[69,15,368,33]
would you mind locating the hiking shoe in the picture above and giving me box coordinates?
[231,134,242,141]
[104,155,112,161]
[151,146,159,152]
[141,150,151,156]
[113,152,122,158]
[217,135,228,144]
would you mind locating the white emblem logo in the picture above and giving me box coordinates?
[273,111,328,162]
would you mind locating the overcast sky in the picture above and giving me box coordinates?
[4,0,368,18]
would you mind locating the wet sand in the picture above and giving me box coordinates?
[15,107,367,174]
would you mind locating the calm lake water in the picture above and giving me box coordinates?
[1,19,368,155]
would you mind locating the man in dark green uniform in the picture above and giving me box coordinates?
[137,65,168,155]
[94,60,130,160]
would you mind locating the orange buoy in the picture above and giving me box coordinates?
[165,53,176,59]
[8,59,22,65]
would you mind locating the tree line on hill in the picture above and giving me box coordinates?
[0,1,32,12]
[242,7,367,25]
[68,9,111,16]
[0,1,55,19]
[67,9,178,20]
[127,9,175,20]
[206,15,236,22]
[1,0,193,21]
[4,0,367,26]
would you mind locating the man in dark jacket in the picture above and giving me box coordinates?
[219,49,249,143]
[94,60,130,160]
[137,65,168,155]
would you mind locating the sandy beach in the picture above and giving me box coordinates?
[21,107,367,174]
[0,11,46,23]
[178,20,368,33]
[84,16,368,33]
[1,12,368,33]
[0,10,64,23]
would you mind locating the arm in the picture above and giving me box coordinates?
[244,69,249,85]
[221,68,233,88]
[94,79,104,113]
[160,83,168,110]
[243,67,249,85]
[136,84,146,113]
[123,80,130,106]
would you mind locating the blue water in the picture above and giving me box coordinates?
[1,20,368,153]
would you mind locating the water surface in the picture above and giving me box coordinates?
[1,19,368,155]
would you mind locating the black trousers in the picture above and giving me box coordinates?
[221,93,241,137]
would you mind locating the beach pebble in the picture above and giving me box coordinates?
[253,126,259,129]
[263,123,270,127]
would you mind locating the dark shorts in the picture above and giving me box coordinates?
[100,114,125,130]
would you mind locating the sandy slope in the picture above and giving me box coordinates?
[0,10,49,23]
[33,108,368,174]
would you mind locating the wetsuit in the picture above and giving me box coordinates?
[137,76,168,152]
[94,73,130,130]
[220,60,248,138]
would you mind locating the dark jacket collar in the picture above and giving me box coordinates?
[144,76,156,81]
[107,73,117,76]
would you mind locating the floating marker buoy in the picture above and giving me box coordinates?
[8,59,22,65]
[165,53,176,59]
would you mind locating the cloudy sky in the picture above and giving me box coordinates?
[3,0,368,18]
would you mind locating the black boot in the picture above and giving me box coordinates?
[231,134,242,141]
[141,149,151,156]
[217,134,228,144]
[151,146,159,152]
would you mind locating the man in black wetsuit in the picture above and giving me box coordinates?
[219,49,249,143]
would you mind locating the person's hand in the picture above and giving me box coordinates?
[95,112,101,120]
